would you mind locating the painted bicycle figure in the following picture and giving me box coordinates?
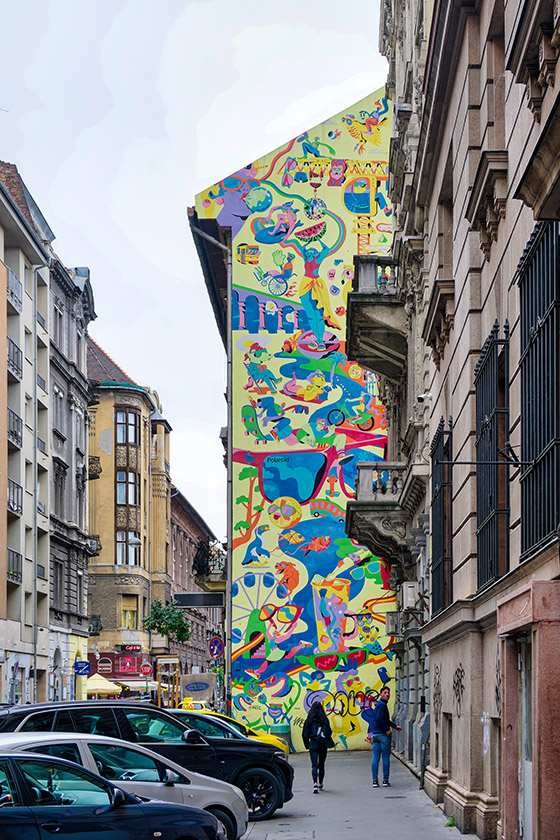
[327,391,381,432]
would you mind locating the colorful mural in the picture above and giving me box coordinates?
[196,89,395,751]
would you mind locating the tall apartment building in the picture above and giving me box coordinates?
[346,2,560,838]
[86,337,173,689]
[171,487,223,676]
[0,163,52,702]
[49,259,96,701]
[0,162,97,704]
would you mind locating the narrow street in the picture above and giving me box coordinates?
[245,750,478,839]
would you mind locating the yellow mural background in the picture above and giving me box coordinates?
[196,88,396,751]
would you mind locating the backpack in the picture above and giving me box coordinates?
[312,721,326,741]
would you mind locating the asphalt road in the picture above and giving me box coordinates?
[244,749,478,839]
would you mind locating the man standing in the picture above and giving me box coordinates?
[363,686,401,787]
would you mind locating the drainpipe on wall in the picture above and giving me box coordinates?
[32,262,47,703]
[190,225,232,713]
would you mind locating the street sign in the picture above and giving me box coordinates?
[140,662,152,676]
[208,637,224,659]
[174,593,224,607]
[74,661,91,676]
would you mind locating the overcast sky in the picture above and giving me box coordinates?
[1,0,387,539]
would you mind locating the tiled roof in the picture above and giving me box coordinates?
[86,336,137,385]
[0,161,35,228]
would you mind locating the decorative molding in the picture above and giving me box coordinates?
[421,279,455,369]
[466,151,508,259]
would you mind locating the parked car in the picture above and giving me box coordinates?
[0,701,293,821]
[0,731,247,840]
[169,709,289,755]
[0,750,226,840]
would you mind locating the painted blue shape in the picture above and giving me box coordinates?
[244,295,260,333]
[282,306,295,334]
[232,290,240,331]
[263,573,276,588]
[262,451,328,503]
[243,573,256,588]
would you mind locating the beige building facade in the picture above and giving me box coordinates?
[346,2,560,838]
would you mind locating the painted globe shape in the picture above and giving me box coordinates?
[268,496,302,528]
[304,197,327,220]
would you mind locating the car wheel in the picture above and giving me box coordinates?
[237,767,281,821]
[206,807,236,840]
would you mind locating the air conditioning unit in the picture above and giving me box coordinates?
[384,612,401,635]
[402,581,419,610]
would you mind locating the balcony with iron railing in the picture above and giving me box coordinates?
[7,549,22,584]
[37,437,47,454]
[193,540,227,593]
[7,267,22,313]
[7,337,23,381]
[346,460,428,579]
[7,408,23,449]
[7,478,23,517]
[37,311,47,330]
[37,373,47,392]
[346,255,408,381]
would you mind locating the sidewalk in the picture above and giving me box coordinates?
[244,750,478,839]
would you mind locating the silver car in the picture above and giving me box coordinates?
[0,731,247,840]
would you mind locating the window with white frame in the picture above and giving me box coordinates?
[116,531,140,566]
[52,385,64,434]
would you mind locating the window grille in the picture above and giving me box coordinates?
[431,418,453,615]
[474,321,509,587]
[518,222,560,558]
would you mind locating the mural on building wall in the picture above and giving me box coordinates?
[196,89,395,751]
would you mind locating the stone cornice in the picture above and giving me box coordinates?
[465,150,508,259]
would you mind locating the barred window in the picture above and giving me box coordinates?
[431,418,453,616]
[474,322,509,588]
[519,222,560,558]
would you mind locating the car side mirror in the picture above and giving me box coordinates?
[111,788,127,808]
[163,769,177,786]
[182,729,207,745]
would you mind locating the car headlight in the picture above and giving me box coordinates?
[274,750,288,761]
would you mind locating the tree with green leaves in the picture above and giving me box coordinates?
[233,465,264,549]
[143,599,192,645]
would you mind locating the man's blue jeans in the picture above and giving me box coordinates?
[371,732,391,781]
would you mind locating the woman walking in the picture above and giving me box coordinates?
[302,701,333,793]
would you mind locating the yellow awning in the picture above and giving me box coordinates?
[86,673,122,695]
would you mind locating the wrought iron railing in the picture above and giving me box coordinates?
[519,222,560,558]
[7,408,22,448]
[431,418,453,616]
[475,321,509,587]
[7,337,23,379]
[7,548,22,583]
[7,478,23,516]
[7,267,22,312]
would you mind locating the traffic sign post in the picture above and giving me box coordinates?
[208,637,224,659]
[73,661,91,677]
[140,662,152,676]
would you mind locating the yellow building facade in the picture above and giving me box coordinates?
[86,337,172,690]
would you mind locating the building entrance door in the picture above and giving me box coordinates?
[518,637,532,838]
